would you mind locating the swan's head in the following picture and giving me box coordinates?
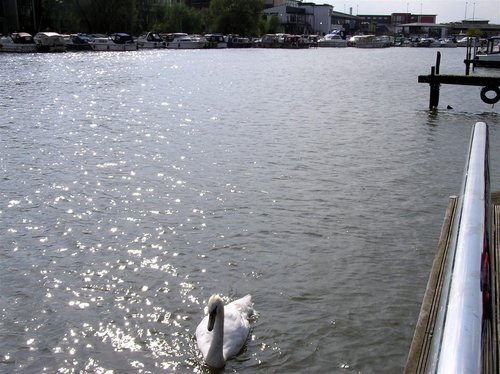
[207,294,224,332]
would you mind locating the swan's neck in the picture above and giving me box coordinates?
[205,304,225,368]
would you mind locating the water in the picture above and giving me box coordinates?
[0,47,499,373]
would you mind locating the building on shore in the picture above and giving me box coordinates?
[447,19,500,37]
[262,1,359,36]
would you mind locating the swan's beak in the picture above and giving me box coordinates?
[207,311,216,332]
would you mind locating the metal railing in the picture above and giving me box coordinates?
[426,122,491,373]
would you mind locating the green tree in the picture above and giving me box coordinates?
[64,0,136,34]
[209,0,264,35]
[466,27,483,38]
[40,0,79,32]
[265,14,281,34]
[136,0,165,32]
[158,3,203,33]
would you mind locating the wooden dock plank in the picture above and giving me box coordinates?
[418,74,500,87]
[404,196,458,373]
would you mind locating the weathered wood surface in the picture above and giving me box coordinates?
[418,74,500,87]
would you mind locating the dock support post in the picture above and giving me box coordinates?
[465,39,472,76]
[428,52,441,109]
[429,66,440,109]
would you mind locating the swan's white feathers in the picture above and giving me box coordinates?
[196,294,253,366]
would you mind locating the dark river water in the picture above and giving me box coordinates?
[1,47,499,373]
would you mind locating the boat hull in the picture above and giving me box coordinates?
[36,44,66,53]
[318,41,347,47]
[166,41,206,49]
[0,43,37,53]
[90,43,137,51]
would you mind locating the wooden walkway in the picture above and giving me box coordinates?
[405,191,500,373]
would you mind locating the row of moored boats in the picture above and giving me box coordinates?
[0,31,396,52]
[0,31,484,53]
[0,32,245,53]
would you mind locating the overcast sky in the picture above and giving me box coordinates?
[320,0,500,24]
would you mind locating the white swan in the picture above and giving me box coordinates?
[196,294,253,368]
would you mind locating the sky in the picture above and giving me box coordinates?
[319,0,500,24]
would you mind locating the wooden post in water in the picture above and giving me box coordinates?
[465,38,472,76]
[429,66,440,109]
[428,52,441,109]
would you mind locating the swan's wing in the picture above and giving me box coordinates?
[222,305,251,359]
[227,294,253,319]
[195,315,211,359]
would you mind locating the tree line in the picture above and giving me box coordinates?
[39,0,280,36]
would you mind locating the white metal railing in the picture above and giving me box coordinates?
[426,122,490,373]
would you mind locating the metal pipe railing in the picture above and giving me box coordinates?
[426,122,490,373]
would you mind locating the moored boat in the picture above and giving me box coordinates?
[317,33,347,48]
[474,36,500,68]
[354,34,392,48]
[257,34,280,48]
[164,33,207,49]
[65,34,92,51]
[0,32,37,53]
[136,32,166,49]
[89,33,137,51]
[227,35,252,48]
[205,34,227,49]
[34,32,66,52]
[437,38,458,48]
[279,34,310,49]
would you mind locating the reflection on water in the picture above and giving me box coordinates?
[0,48,499,373]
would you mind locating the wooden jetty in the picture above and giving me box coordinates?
[405,123,499,373]
[418,52,500,109]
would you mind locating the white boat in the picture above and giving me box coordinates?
[354,35,392,48]
[165,33,207,49]
[136,32,166,49]
[0,32,37,53]
[227,36,252,48]
[437,38,458,48]
[89,33,137,51]
[34,32,66,52]
[474,36,500,68]
[416,37,438,47]
[205,34,227,49]
[64,34,93,51]
[318,33,347,48]
[457,36,470,47]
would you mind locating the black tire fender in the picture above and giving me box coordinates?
[480,86,500,104]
